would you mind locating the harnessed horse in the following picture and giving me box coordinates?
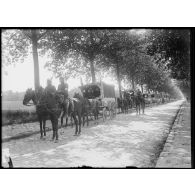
[134,93,145,115]
[23,88,63,141]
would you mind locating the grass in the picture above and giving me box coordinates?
[2,100,37,125]
[2,100,35,111]
[2,110,37,126]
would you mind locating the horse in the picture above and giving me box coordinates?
[23,88,63,141]
[23,88,48,138]
[107,100,117,119]
[133,94,145,115]
[60,98,74,128]
[73,92,91,127]
[117,97,128,114]
[122,98,129,114]
[117,98,123,113]
[90,98,101,121]
[69,92,86,135]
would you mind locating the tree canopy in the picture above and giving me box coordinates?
[2,29,191,98]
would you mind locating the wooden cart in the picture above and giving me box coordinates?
[81,81,117,120]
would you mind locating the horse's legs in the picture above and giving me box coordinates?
[43,118,46,136]
[135,104,138,115]
[142,102,145,114]
[65,115,68,127]
[50,117,55,140]
[78,113,82,135]
[61,112,64,127]
[83,114,85,127]
[39,117,43,139]
[55,118,59,141]
[71,115,73,128]
[72,113,78,135]
[60,109,63,127]
[86,113,89,126]
[102,108,106,122]
[96,109,99,120]
[94,110,96,120]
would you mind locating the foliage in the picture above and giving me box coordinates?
[2,29,49,66]
[2,29,190,99]
[146,29,190,81]
[43,29,112,82]
[2,30,30,67]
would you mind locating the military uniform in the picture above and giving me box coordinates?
[57,82,68,99]
[45,84,56,96]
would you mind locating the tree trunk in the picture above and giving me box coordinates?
[116,64,122,99]
[132,75,135,90]
[141,84,143,93]
[31,30,40,90]
[89,31,96,84]
[90,59,96,83]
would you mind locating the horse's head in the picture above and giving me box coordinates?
[23,88,35,105]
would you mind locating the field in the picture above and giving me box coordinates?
[2,101,36,126]
[2,100,36,111]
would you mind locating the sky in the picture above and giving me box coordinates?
[2,55,120,92]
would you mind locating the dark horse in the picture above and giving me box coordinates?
[60,93,91,128]
[133,94,145,115]
[73,92,91,127]
[117,97,128,114]
[60,92,90,135]
[23,88,63,141]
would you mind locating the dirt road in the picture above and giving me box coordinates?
[2,100,184,168]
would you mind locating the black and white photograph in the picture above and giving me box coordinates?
[1,28,191,168]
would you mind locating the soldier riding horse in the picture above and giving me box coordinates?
[23,86,63,142]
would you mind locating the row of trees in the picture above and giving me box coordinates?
[2,29,190,98]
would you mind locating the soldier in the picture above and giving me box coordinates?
[45,79,56,96]
[57,77,68,99]
[57,77,71,120]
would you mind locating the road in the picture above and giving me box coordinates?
[2,100,184,168]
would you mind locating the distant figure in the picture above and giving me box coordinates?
[186,96,189,102]
[45,79,56,96]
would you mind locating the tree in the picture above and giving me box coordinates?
[45,29,111,83]
[146,29,190,82]
[2,29,49,90]
[99,30,140,98]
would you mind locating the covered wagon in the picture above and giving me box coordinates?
[80,81,117,119]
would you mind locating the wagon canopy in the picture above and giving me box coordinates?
[81,84,101,99]
[81,82,115,99]
[102,82,115,98]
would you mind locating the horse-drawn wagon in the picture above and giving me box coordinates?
[81,81,117,120]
